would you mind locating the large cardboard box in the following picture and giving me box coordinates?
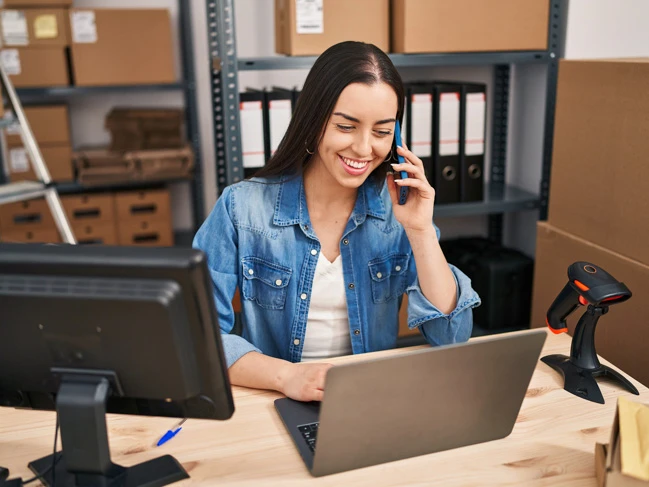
[72,221,118,246]
[0,198,55,232]
[5,105,70,146]
[0,46,69,86]
[6,143,73,182]
[531,222,649,388]
[0,8,70,48]
[60,193,115,226]
[391,0,549,54]
[0,227,60,243]
[275,0,389,56]
[69,9,175,86]
[548,58,649,266]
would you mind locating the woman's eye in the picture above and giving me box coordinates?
[336,124,354,132]
[376,130,392,137]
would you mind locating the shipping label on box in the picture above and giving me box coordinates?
[296,0,323,34]
[1,10,28,45]
[0,48,21,75]
[70,10,96,43]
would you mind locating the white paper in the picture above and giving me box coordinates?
[269,99,292,155]
[10,148,29,173]
[240,101,265,168]
[296,0,323,34]
[4,109,20,135]
[440,92,460,156]
[0,49,21,75]
[411,93,432,158]
[466,93,486,156]
[1,10,28,46]
[71,11,97,43]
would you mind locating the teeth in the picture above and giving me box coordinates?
[341,156,369,169]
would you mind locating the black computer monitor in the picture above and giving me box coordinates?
[0,243,234,487]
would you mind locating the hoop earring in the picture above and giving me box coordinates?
[305,140,315,155]
[384,149,393,163]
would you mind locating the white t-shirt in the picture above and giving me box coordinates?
[301,253,353,361]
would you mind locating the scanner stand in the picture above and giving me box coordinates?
[542,305,639,404]
[27,372,188,487]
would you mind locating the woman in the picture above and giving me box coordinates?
[194,41,481,403]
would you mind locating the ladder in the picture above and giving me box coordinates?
[0,63,76,244]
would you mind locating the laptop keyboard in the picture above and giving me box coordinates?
[298,422,319,452]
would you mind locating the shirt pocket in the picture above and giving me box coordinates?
[368,254,410,304]
[241,257,292,310]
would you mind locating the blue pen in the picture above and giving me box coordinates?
[157,418,186,447]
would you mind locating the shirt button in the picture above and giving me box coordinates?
[348,283,355,289]
[353,329,360,335]
[248,269,254,275]
[293,339,300,346]
[376,272,382,279]
[310,249,317,255]
[300,293,307,300]
[342,238,349,245]
[275,279,282,286]
[395,266,402,272]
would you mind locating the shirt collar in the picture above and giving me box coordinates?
[273,173,387,227]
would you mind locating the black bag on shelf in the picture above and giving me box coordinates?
[440,237,534,331]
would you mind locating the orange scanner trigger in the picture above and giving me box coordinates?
[579,295,588,306]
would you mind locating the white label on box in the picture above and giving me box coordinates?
[0,49,21,75]
[9,148,29,173]
[71,11,97,43]
[240,101,265,169]
[411,93,432,158]
[440,92,460,156]
[296,0,323,34]
[466,93,486,156]
[269,99,292,155]
[4,109,20,134]
[1,10,28,46]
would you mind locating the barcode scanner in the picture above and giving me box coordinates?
[541,261,638,404]
[393,121,408,205]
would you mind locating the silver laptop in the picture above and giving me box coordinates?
[275,328,546,477]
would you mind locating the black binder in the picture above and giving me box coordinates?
[272,85,301,112]
[459,82,487,202]
[432,82,462,204]
[405,82,434,186]
[239,89,266,178]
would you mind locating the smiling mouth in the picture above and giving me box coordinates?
[339,155,372,169]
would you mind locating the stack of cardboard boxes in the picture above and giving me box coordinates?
[4,104,73,182]
[531,58,649,387]
[274,0,549,56]
[0,3,175,87]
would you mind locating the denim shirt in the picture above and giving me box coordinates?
[193,175,481,368]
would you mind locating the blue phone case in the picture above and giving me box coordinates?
[394,121,408,205]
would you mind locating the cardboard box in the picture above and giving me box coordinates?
[531,221,649,387]
[124,147,194,181]
[0,8,70,48]
[0,46,69,87]
[0,227,60,243]
[105,107,184,151]
[114,188,170,222]
[60,193,115,226]
[595,399,649,487]
[391,0,549,53]
[6,143,73,182]
[5,105,70,146]
[0,198,55,232]
[548,58,649,266]
[72,148,136,186]
[72,221,118,246]
[69,9,175,86]
[3,0,72,7]
[275,0,389,56]
[117,218,173,247]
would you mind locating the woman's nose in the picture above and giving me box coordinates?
[352,131,372,157]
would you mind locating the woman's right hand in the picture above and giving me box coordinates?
[279,362,333,402]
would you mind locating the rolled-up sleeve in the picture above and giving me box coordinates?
[406,264,481,346]
[193,186,262,368]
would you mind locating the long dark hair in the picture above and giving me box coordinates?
[253,41,404,185]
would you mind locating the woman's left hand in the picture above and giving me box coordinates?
[386,144,435,233]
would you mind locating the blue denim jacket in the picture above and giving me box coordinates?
[193,175,481,368]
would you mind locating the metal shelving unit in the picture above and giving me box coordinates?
[207,0,569,243]
[0,1,205,232]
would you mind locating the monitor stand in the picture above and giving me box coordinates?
[28,373,189,487]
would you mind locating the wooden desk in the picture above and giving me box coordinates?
[1,330,647,486]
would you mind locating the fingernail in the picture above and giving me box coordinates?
[390,163,399,168]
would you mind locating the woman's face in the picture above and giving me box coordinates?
[312,82,398,189]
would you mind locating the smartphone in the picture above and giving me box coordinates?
[394,120,409,205]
